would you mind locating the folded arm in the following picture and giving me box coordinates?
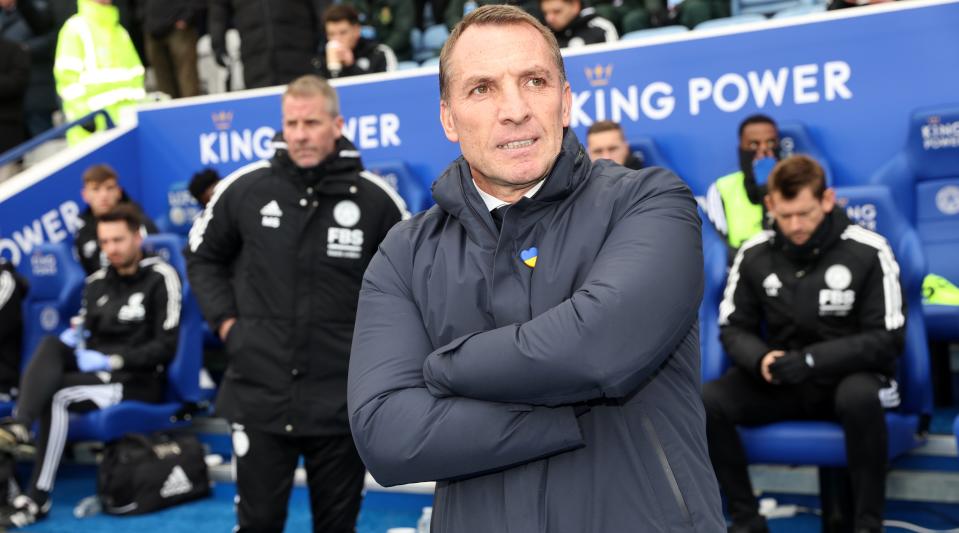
[423,171,704,406]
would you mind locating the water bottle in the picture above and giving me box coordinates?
[416,506,432,533]
[71,314,87,351]
[73,495,101,518]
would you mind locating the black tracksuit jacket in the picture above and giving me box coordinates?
[0,260,28,393]
[719,209,906,383]
[551,8,617,48]
[74,196,158,276]
[82,255,181,402]
[314,37,394,79]
[185,137,407,435]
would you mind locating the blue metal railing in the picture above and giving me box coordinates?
[0,109,115,168]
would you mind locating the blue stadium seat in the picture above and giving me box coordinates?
[870,104,959,341]
[5,243,85,417]
[18,243,85,362]
[67,234,206,442]
[694,14,767,30]
[397,61,421,71]
[414,24,448,63]
[699,217,729,383]
[733,0,816,17]
[702,184,930,468]
[366,160,432,213]
[621,26,689,41]
[954,415,959,457]
[628,136,672,170]
[772,3,826,18]
[420,56,440,67]
[777,120,834,185]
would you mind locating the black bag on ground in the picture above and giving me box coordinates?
[98,431,211,515]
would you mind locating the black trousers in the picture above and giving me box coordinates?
[15,336,123,501]
[232,426,366,533]
[702,368,889,531]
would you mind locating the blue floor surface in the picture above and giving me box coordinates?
[19,464,431,533]
[14,466,959,532]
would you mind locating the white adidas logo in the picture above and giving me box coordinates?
[259,200,283,217]
[160,465,193,498]
[260,200,283,228]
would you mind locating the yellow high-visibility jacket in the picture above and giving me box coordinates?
[54,0,145,145]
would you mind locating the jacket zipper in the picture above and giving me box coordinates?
[640,413,693,528]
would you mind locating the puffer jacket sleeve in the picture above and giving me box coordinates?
[349,229,585,487]
[422,168,703,406]
[185,175,243,332]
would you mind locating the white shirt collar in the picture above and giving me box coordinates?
[472,179,546,212]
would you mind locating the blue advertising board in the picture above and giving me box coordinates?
[1,0,958,264]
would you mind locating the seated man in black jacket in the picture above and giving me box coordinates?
[0,259,28,403]
[75,163,158,275]
[540,0,617,48]
[703,155,905,533]
[0,205,181,528]
[316,4,397,79]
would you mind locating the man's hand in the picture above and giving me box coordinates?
[76,349,111,372]
[338,45,355,67]
[760,350,785,383]
[218,317,236,341]
[769,351,815,385]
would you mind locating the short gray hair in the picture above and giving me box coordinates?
[439,5,566,102]
[284,74,340,116]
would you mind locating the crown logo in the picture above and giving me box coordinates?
[584,64,613,87]
[927,115,941,125]
[211,111,234,131]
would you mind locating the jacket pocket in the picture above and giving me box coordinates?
[638,412,693,529]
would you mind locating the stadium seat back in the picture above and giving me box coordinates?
[366,160,432,214]
[18,242,85,361]
[834,185,931,416]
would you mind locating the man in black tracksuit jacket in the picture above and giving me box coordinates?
[703,156,905,533]
[0,260,28,402]
[74,163,158,276]
[185,75,406,533]
[0,205,180,528]
[540,1,617,48]
[314,4,396,79]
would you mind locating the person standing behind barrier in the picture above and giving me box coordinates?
[348,6,723,532]
[53,0,145,145]
[185,75,407,533]
[0,205,181,529]
[586,119,643,170]
[74,163,158,276]
[141,0,201,99]
[207,0,326,90]
[703,155,905,533]
[703,114,781,257]
[342,0,415,61]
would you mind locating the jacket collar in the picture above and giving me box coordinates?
[433,128,590,242]
[270,134,363,191]
[771,207,852,264]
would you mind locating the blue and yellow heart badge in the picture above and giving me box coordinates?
[520,247,538,268]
